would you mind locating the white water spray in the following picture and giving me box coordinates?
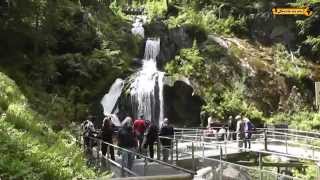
[130,38,164,126]
[131,18,145,38]
[101,78,124,115]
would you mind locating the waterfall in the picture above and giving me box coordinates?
[131,18,144,38]
[130,38,165,127]
[101,78,124,115]
[101,21,165,127]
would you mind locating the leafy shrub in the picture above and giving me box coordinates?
[272,43,311,79]
[0,72,95,179]
[268,111,320,130]
[166,41,205,78]
[145,0,168,19]
[166,7,246,36]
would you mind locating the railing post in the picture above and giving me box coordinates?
[175,139,179,162]
[121,150,125,177]
[285,133,288,154]
[144,157,148,176]
[219,145,223,180]
[202,142,205,162]
[264,129,268,151]
[157,139,161,160]
[97,139,101,168]
[106,142,110,170]
[171,140,174,164]
[192,141,196,172]
[312,146,315,160]
[259,152,263,180]
[317,161,320,180]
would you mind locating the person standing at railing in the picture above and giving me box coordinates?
[159,118,174,162]
[133,115,146,158]
[142,120,159,160]
[81,116,96,165]
[227,115,237,140]
[218,125,227,141]
[236,115,245,149]
[118,116,137,170]
[81,116,96,149]
[244,117,255,149]
[101,116,115,161]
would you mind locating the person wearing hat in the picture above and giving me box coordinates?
[159,118,174,162]
[235,115,245,149]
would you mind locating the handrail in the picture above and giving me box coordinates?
[105,156,139,176]
[179,150,302,180]
[86,136,196,176]
[161,134,320,162]
[78,136,138,177]
[167,137,302,179]
[257,127,320,137]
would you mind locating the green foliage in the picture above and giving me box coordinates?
[1,0,139,126]
[166,41,204,78]
[145,0,168,20]
[166,6,246,36]
[273,43,311,79]
[293,164,317,179]
[304,35,320,52]
[166,43,264,122]
[0,72,95,179]
[268,111,320,130]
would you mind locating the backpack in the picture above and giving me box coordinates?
[83,120,94,137]
[245,121,254,132]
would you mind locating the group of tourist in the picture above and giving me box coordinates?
[206,115,256,149]
[81,115,174,170]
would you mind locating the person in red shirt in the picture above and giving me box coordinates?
[133,115,146,157]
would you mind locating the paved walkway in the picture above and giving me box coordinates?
[85,128,320,179]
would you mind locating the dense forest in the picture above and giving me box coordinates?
[1,0,320,179]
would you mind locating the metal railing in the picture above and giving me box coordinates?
[158,136,303,180]
[174,127,320,160]
[82,136,196,178]
[174,130,320,161]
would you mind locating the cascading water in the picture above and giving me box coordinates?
[101,78,124,115]
[101,19,165,127]
[129,38,165,127]
[131,18,144,38]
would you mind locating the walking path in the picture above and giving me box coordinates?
[82,127,320,179]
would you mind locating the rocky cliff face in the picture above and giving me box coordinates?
[164,79,205,126]
[145,20,192,69]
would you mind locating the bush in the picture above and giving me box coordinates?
[272,43,311,80]
[0,72,96,179]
